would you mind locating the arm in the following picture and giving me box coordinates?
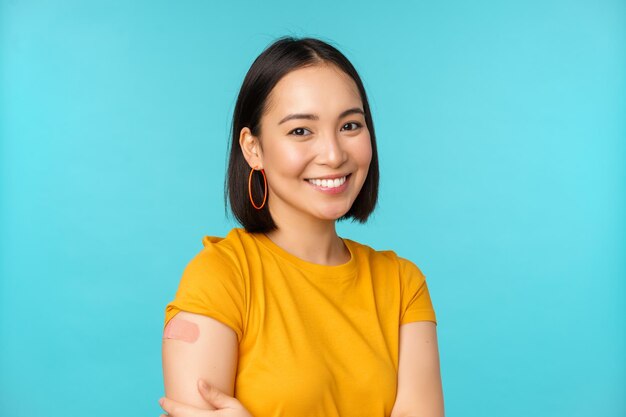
[162,311,239,409]
[390,321,445,417]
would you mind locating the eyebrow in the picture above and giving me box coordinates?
[278,107,365,125]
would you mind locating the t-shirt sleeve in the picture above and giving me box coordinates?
[398,256,437,326]
[163,246,246,342]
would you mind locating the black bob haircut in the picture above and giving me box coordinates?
[224,36,380,233]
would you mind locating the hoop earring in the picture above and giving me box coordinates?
[248,166,267,210]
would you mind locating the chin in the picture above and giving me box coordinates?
[314,207,351,220]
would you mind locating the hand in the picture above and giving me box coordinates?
[158,379,253,417]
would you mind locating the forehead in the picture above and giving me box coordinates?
[265,64,362,117]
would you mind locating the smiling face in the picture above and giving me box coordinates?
[239,63,372,225]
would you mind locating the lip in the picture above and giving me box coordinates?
[305,173,351,194]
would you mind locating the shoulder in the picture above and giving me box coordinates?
[183,227,251,281]
[347,238,426,280]
[395,255,426,280]
[166,228,248,342]
[199,226,254,261]
[345,238,410,270]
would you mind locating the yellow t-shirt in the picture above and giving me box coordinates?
[164,227,437,417]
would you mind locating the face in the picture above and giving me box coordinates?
[240,63,372,224]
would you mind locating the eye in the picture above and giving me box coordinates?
[341,122,363,131]
[288,127,311,136]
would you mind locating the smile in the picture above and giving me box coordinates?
[304,173,352,194]
[307,175,347,188]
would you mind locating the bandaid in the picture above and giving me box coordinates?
[163,317,199,343]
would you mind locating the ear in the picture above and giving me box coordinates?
[239,127,263,170]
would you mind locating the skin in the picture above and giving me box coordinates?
[160,62,444,417]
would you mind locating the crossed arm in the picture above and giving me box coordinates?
[162,311,239,409]
[390,321,445,417]
[161,312,444,416]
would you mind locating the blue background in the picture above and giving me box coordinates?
[1,1,624,416]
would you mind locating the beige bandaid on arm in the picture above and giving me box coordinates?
[163,316,200,343]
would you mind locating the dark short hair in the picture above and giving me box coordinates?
[224,36,380,233]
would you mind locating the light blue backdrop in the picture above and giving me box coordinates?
[1,1,624,416]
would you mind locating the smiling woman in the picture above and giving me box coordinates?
[161,36,444,417]
[236,61,373,225]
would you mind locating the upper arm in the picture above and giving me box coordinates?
[391,321,445,417]
[162,310,239,410]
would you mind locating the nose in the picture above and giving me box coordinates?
[316,130,348,168]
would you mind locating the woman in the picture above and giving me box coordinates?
[160,36,444,417]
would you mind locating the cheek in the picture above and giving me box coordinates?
[351,134,373,167]
[264,142,309,178]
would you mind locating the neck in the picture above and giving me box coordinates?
[263,200,350,266]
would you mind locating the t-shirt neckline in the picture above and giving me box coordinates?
[249,230,358,278]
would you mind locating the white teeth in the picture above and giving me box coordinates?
[307,175,347,188]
